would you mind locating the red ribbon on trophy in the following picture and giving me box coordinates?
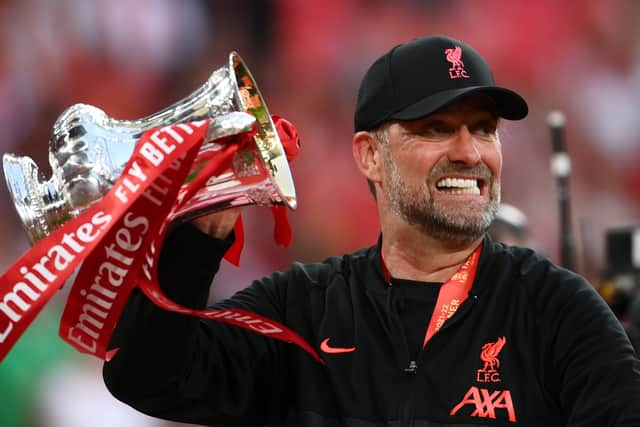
[0,117,323,364]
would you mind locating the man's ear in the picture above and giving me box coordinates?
[352,131,383,184]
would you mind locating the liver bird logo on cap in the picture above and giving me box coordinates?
[444,46,470,79]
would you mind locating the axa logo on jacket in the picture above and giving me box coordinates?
[450,336,517,423]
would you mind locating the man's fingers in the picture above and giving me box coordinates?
[191,207,242,239]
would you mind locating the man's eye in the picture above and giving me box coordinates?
[426,124,450,135]
[474,124,497,137]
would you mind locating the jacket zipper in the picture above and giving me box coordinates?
[399,294,479,426]
[400,366,418,427]
[404,360,418,375]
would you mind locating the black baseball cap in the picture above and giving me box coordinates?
[354,35,528,132]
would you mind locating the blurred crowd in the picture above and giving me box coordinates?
[0,1,639,426]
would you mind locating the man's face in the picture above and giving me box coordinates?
[378,94,502,243]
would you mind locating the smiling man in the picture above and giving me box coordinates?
[104,35,640,426]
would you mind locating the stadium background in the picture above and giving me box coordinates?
[0,1,638,426]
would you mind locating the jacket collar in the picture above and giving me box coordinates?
[363,233,500,295]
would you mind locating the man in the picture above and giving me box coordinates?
[104,35,640,426]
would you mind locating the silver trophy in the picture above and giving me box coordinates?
[3,52,297,244]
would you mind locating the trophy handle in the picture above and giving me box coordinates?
[3,153,70,244]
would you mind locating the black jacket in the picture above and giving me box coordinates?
[104,224,640,426]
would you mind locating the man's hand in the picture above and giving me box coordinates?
[190,207,242,239]
[188,112,257,239]
[188,112,299,241]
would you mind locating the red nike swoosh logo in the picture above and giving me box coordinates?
[320,338,356,354]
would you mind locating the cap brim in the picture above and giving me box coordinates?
[390,86,528,121]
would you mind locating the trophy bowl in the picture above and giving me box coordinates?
[3,52,297,244]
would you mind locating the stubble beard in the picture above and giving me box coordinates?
[382,149,500,246]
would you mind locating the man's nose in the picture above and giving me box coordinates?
[447,127,481,165]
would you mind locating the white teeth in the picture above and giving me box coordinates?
[436,178,480,194]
